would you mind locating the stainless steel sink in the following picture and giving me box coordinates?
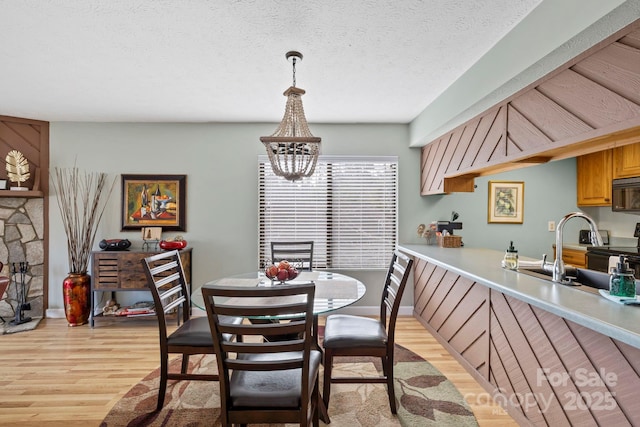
[517,266,611,296]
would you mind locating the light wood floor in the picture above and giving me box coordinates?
[0,316,518,426]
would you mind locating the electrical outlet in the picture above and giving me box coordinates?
[548,221,555,232]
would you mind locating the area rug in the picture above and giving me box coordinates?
[101,344,478,426]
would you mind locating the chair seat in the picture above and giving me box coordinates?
[323,314,387,349]
[168,316,241,346]
[230,350,322,408]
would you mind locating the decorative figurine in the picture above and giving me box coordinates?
[5,150,30,191]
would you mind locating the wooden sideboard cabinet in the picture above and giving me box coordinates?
[90,248,192,327]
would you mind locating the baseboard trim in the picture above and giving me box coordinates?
[45,309,65,318]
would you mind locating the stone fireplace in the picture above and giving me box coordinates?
[0,197,44,321]
[0,115,49,324]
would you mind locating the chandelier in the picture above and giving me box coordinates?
[260,51,321,181]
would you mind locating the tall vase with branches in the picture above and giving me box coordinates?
[51,167,116,326]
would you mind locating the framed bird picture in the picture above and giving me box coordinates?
[488,181,524,224]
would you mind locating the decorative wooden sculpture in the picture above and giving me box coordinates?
[5,150,30,190]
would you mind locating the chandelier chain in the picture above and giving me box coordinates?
[292,57,297,87]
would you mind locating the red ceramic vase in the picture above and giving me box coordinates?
[63,273,91,326]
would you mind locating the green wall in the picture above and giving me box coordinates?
[48,122,415,313]
[48,122,639,315]
[408,158,581,258]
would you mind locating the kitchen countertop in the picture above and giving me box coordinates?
[398,244,640,349]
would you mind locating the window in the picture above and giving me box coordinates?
[259,155,398,269]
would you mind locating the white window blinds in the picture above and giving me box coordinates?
[259,155,398,269]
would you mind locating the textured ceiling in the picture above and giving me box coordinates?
[0,0,629,126]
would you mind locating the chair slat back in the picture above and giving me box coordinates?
[271,241,314,271]
[203,283,316,400]
[141,250,191,341]
[379,250,413,342]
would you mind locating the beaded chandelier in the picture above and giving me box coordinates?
[260,51,321,181]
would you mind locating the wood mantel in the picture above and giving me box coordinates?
[0,115,49,195]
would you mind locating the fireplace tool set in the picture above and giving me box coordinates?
[9,261,31,326]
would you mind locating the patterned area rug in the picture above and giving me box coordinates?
[101,344,478,426]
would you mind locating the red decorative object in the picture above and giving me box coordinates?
[63,273,91,326]
[159,239,187,250]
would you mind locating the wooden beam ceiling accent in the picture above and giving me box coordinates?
[422,21,640,195]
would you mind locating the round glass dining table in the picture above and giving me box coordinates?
[191,270,365,424]
[191,270,366,318]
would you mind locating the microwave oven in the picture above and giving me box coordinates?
[612,177,640,212]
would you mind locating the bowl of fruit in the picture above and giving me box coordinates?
[264,260,299,284]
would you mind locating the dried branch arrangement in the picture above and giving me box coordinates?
[51,167,116,273]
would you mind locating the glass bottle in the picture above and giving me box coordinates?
[503,241,519,270]
[609,255,636,298]
[152,185,161,213]
[140,184,148,208]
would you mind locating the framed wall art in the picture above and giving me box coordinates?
[488,181,524,224]
[121,174,187,231]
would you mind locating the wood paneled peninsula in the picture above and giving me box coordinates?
[399,244,640,427]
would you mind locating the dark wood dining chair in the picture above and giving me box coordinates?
[259,240,315,342]
[141,250,242,411]
[271,241,314,271]
[202,282,321,427]
[322,249,413,414]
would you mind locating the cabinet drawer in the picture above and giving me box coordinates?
[552,247,586,268]
[91,249,192,290]
[92,253,123,290]
[562,249,586,268]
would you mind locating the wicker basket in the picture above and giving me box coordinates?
[438,234,462,248]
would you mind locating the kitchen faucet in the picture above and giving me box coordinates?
[553,212,603,283]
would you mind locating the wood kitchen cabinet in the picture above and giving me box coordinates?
[613,142,640,178]
[577,142,640,206]
[90,248,192,327]
[552,246,586,268]
[576,149,612,206]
